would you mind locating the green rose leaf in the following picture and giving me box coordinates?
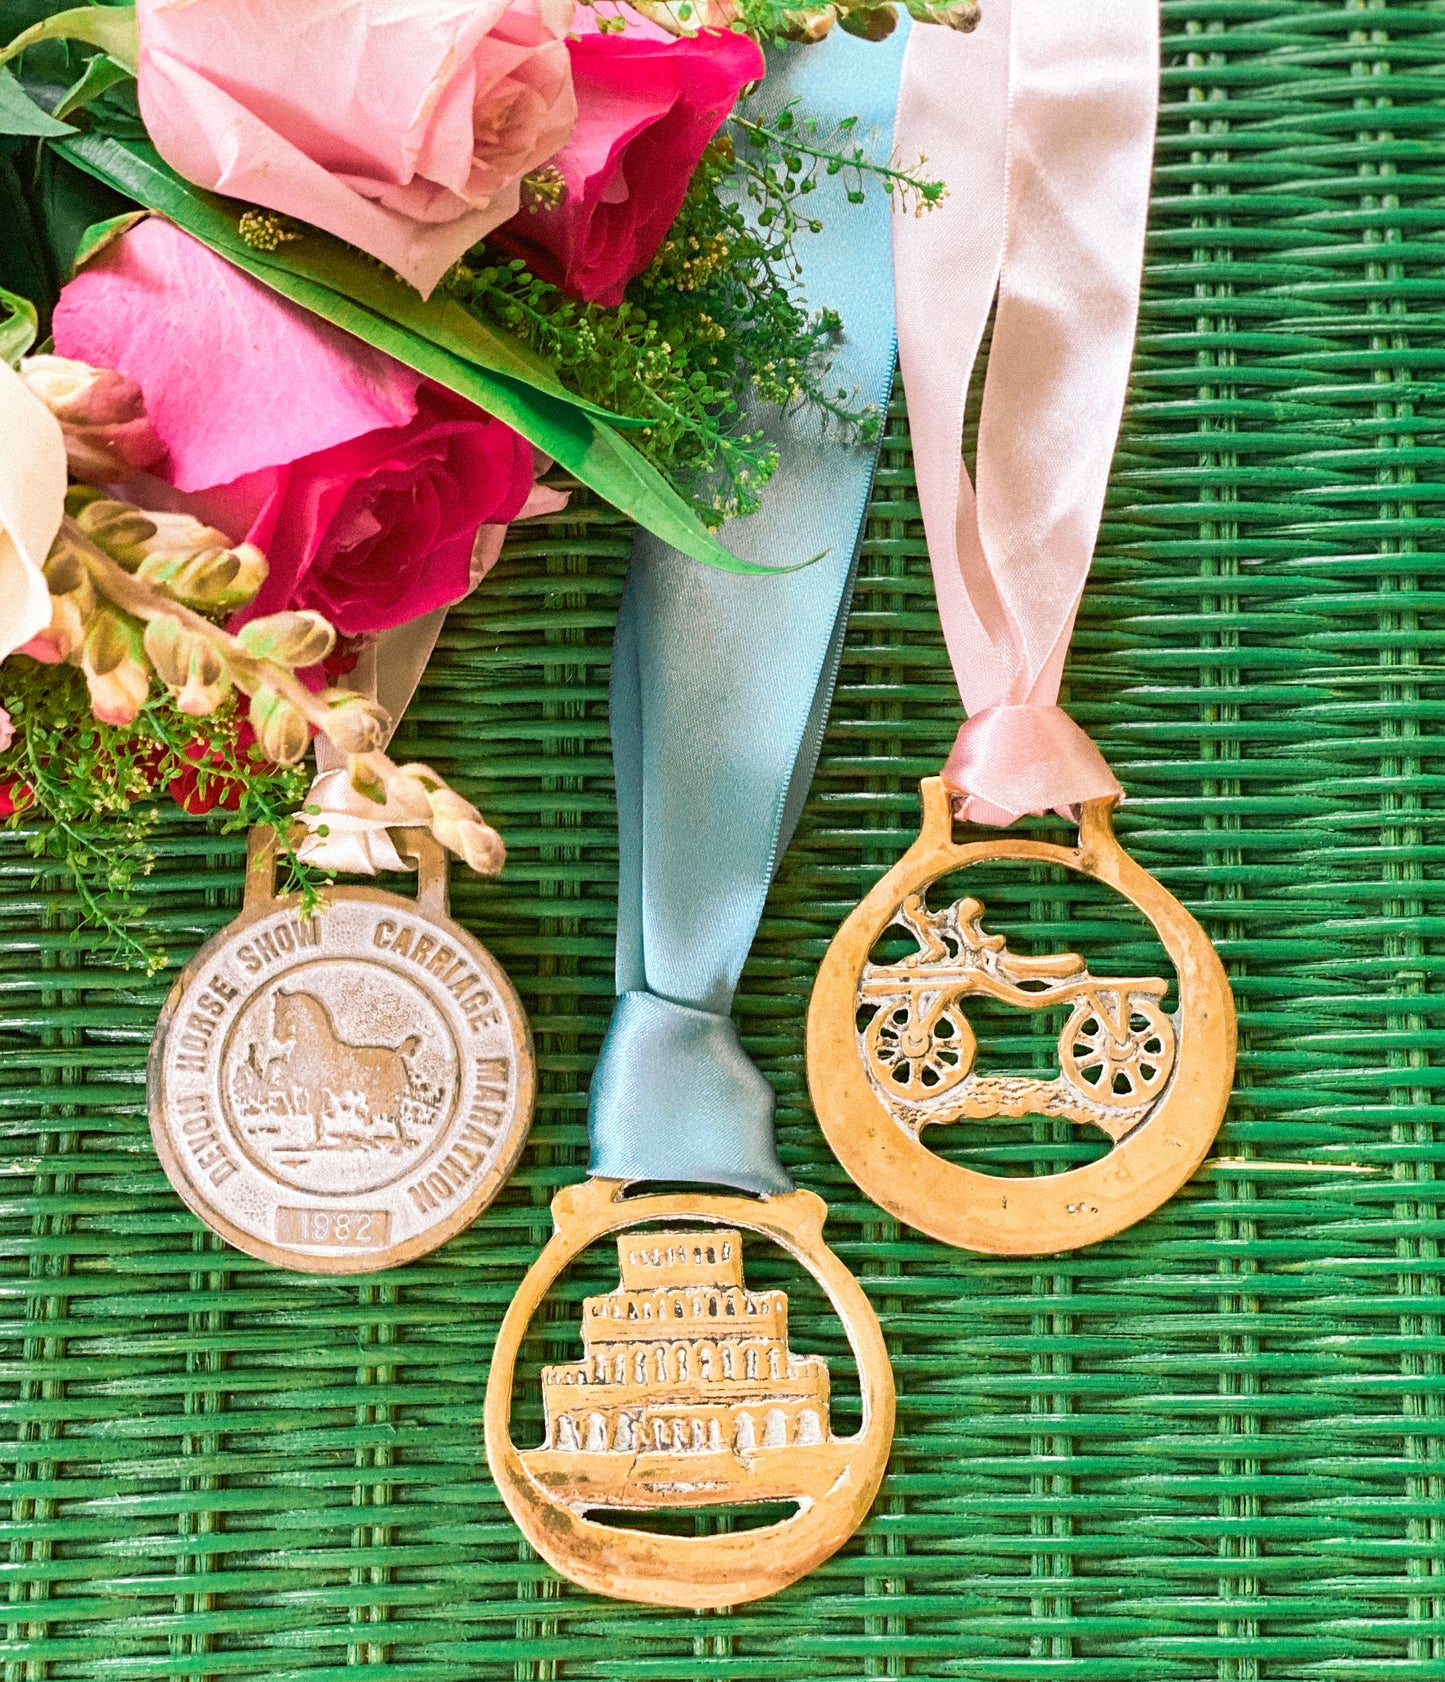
[70,205,143,271]
[58,133,800,576]
[53,48,131,120]
[0,5,138,74]
[0,63,72,135]
[0,278,38,363]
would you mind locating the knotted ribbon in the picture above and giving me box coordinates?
[587,27,907,1194]
[300,478,567,874]
[892,0,1159,825]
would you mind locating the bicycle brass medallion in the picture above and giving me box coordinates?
[485,1179,894,1609]
[808,781,1235,1254]
[150,826,534,1272]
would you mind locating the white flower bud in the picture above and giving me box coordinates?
[457,819,505,875]
[322,693,389,756]
[424,786,475,826]
[142,615,187,687]
[75,499,159,564]
[24,547,98,663]
[135,531,268,612]
[391,761,444,796]
[236,610,336,668]
[81,609,150,726]
[74,498,268,612]
[144,616,229,716]
[19,355,164,482]
[347,756,389,807]
[250,684,310,764]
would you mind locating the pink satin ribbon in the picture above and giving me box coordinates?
[893,0,1159,824]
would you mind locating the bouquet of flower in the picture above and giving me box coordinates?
[0,0,971,965]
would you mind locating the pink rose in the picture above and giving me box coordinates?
[492,26,764,306]
[218,383,534,633]
[53,218,535,637]
[136,0,579,298]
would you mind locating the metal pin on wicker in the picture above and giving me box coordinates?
[809,783,1235,1254]
[149,825,534,1272]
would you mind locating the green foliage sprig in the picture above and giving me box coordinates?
[0,660,313,974]
[730,103,948,225]
[444,109,942,524]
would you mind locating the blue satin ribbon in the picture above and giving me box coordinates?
[588,27,907,1194]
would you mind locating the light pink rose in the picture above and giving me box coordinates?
[136,0,579,297]
[0,707,13,755]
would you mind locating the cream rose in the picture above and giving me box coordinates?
[0,360,66,664]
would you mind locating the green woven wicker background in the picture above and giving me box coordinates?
[2,3,1444,1675]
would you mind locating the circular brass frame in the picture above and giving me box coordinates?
[807,780,1236,1255]
[484,1177,896,1608]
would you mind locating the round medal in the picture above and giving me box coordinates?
[808,782,1236,1255]
[485,1177,895,1608]
[149,826,534,1272]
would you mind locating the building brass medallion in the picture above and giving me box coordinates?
[484,1178,895,1608]
[149,827,534,1272]
[807,780,1236,1255]
[532,1228,834,1501]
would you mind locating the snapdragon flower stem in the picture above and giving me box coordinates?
[63,516,357,742]
[59,515,505,874]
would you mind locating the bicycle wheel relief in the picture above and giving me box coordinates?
[859,888,1176,1144]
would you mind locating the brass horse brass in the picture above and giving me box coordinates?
[527,1226,835,1506]
[484,1178,894,1607]
[149,826,534,1272]
[807,780,1236,1255]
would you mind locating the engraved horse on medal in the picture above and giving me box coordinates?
[150,826,535,1272]
[231,989,434,1155]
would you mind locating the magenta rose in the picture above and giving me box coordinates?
[221,383,533,633]
[52,217,535,637]
[492,26,764,306]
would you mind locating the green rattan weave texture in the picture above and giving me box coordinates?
[2,4,1444,1675]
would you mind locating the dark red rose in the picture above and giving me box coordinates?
[0,780,33,817]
